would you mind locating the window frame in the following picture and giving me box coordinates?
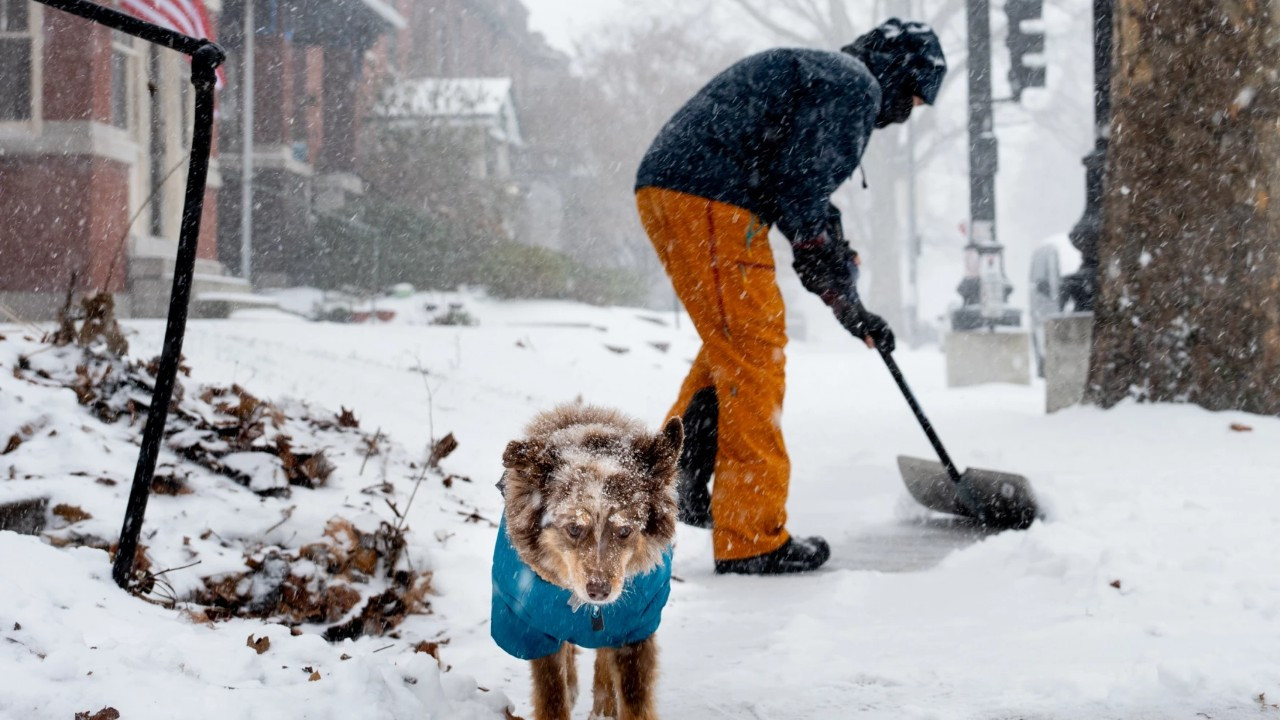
[109,28,143,134]
[0,0,42,128]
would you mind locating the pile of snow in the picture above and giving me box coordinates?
[0,325,511,719]
[1,534,507,720]
[5,291,1280,719]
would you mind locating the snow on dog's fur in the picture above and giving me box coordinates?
[501,402,682,720]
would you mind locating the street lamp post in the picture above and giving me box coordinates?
[953,0,1019,331]
[1063,0,1113,311]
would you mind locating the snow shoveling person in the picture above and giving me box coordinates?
[635,18,946,575]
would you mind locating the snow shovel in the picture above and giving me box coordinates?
[874,344,1039,530]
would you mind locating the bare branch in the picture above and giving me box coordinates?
[722,0,815,45]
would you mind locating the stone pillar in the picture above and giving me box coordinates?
[944,330,1032,387]
[1044,313,1094,412]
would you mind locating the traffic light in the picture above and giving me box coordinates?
[1006,0,1046,101]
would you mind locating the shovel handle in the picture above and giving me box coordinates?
[874,346,964,486]
[876,347,990,522]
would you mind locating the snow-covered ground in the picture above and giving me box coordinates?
[3,291,1279,719]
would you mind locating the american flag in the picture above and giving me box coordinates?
[120,0,216,42]
[119,0,224,85]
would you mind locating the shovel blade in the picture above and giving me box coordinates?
[897,456,1039,530]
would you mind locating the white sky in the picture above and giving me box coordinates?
[520,0,633,54]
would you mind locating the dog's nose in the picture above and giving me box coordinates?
[586,579,611,602]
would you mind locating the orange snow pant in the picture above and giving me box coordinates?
[636,187,790,561]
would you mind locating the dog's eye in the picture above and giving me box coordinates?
[617,526,633,539]
[566,523,584,539]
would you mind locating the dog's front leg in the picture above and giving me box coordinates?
[591,648,620,718]
[531,643,575,720]
[614,636,659,720]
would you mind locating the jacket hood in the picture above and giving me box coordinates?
[843,18,946,126]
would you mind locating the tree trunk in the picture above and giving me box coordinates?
[1086,0,1280,413]
[856,129,909,335]
[855,0,914,335]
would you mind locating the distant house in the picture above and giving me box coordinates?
[0,0,406,318]
[378,77,522,180]
[215,0,406,290]
[375,0,575,254]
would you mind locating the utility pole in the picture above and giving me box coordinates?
[952,0,1017,330]
[1063,0,1112,311]
[240,0,254,282]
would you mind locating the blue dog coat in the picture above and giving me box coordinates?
[490,518,674,660]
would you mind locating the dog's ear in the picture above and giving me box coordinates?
[504,439,551,469]
[635,417,683,484]
[502,439,537,469]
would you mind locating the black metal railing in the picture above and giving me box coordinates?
[30,0,226,589]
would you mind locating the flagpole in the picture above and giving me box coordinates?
[240,0,254,281]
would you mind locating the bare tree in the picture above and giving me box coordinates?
[564,11,740,290]
[1086,0,1280,412]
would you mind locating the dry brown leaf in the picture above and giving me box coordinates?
[350,545,379,576]
[150,470,193,496]
[246,634,271,654]
[413,641,440,659]
[52,504,92,524]
[1110,580,1122,590]
[1230,423,1253,432]
[337,407,360,428]
[2,435,19,455]
[427,433,459,468]
[74,708,120,720]
[309,670,322,682]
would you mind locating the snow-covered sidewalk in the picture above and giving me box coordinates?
[4,293,1279,719]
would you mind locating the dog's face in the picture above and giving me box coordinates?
[502,406,683,606]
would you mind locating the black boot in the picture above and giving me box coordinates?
[676,387,717,529]
[714,536,831,575]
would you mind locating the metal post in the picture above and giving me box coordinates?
[31,0,225,591]
[240,0,254,281]
[953,0,1017,330]
[1064,0,1113,311]
[113,44,223,588]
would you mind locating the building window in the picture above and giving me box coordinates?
[0,0,33,121]
[110,30,141,130]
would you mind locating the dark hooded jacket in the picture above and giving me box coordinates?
[636,47,879,243]
[636,20,946,291]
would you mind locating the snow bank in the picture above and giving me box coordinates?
[0,533,508,720]
[5,291,1280,719]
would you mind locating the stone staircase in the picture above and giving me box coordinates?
[128,256,276,319]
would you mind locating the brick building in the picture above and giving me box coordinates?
[0,0,236,318]
[215,0,405,289]
[215,0,576,288]
[0,0,406,317]
[0,0,579,317]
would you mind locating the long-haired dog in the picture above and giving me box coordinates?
[491,403,683,720]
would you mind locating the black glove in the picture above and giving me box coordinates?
[790,204,857,300]
[831,296,896,353]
